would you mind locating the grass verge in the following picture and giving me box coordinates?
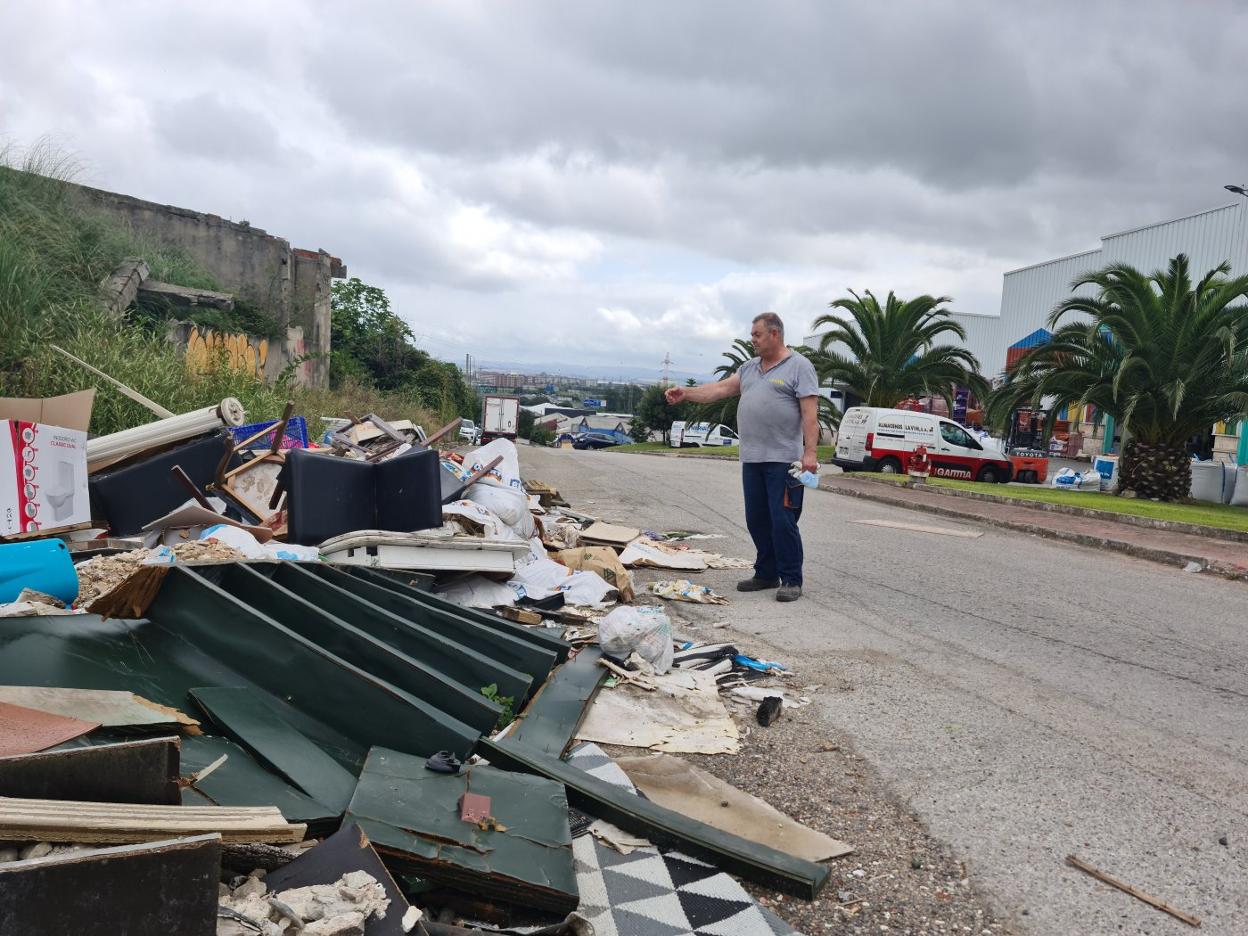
[844,472,1248,533]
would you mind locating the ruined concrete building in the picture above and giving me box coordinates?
[76,182,345,389]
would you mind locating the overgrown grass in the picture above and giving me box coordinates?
[845,472,1248,533]
[0,146,441,435]
[609,442,838,461]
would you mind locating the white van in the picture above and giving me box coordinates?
[669,421,740,448]
[834,407,1012,483]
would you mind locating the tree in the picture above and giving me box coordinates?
[986,254,1248,501]
[808,290,988,411]
[633,383,689,444]
[330,277,478,419]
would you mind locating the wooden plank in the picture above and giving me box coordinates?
[189,687,357,815]
[509,647,607,758]
[1066,854,1201,928]
[847,518,983,538]
[482,737,830,900]
[0,737,180,805]
[0,796,304,844]
[0,834,220,936]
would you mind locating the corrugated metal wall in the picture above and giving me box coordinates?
[1100,201,1248,277]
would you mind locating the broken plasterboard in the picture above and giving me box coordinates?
[579,521,641,549]
[576,668,740,754]
[614,751,854,862]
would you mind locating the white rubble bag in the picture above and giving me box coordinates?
[599,605,674,674]
[1050,467,1102,491]
[1229,465,1248,507]
[1189,460,1235,504]
[463,438,535,539]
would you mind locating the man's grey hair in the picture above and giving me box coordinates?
[752,311,784,338]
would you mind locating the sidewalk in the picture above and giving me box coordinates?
[820,475,1248,580]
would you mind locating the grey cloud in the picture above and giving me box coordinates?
[152,94,285,164]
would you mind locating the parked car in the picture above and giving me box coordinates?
[669,421,739,448]
[833,406,1012,482]
[458,419,481,445]
[573,431,626,450]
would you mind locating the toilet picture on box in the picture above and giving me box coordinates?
[45,459,77,522]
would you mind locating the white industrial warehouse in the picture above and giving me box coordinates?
[802,197,1248,463]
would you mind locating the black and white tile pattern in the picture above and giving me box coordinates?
[564,744,798,936]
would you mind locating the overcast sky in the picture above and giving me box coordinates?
[3,1,1247,378]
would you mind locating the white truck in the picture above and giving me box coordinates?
[481,395,520,444]
[669,421,740,448]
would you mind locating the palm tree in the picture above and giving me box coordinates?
[691,340,754,429]
[986,254,1248,501]
[809,290,988,411]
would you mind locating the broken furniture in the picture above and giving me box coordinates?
[207,400,297,521]
[0,797,304,844]
[275,447,442,545]
[345,747,578,914]
[88,432,238,536]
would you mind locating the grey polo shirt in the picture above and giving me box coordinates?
[736,353,820,463]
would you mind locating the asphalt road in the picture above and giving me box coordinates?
[520,446,1248,935]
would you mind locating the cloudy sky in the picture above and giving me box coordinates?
[3,1,1246,379]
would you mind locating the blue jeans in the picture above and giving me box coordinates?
[742,461,804,586]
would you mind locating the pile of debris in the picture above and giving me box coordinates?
[0,379,852,935]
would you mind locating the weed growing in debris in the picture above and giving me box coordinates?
[0,144,444,435]
[480,684,515,731]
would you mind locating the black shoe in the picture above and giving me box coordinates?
[776,584,802,602]
[737,577,780,592]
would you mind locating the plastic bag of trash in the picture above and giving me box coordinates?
[463,439,534,537]
[1050,467,1102,491]
[599,605,673,674]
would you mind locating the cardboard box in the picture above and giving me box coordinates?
[0,391,94,537]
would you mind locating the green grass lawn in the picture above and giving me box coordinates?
[845,472,1248,533]
[608,442,838,461]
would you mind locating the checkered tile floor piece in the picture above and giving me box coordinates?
[564,743,799,936]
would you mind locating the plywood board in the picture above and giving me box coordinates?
[848,518,983,538]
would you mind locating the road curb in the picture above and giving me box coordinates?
[819,481,1248,583]
[842,474,1248,544]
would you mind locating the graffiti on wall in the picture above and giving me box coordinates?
[181,326,269,378]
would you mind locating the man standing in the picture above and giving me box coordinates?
[665,312,820,601]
